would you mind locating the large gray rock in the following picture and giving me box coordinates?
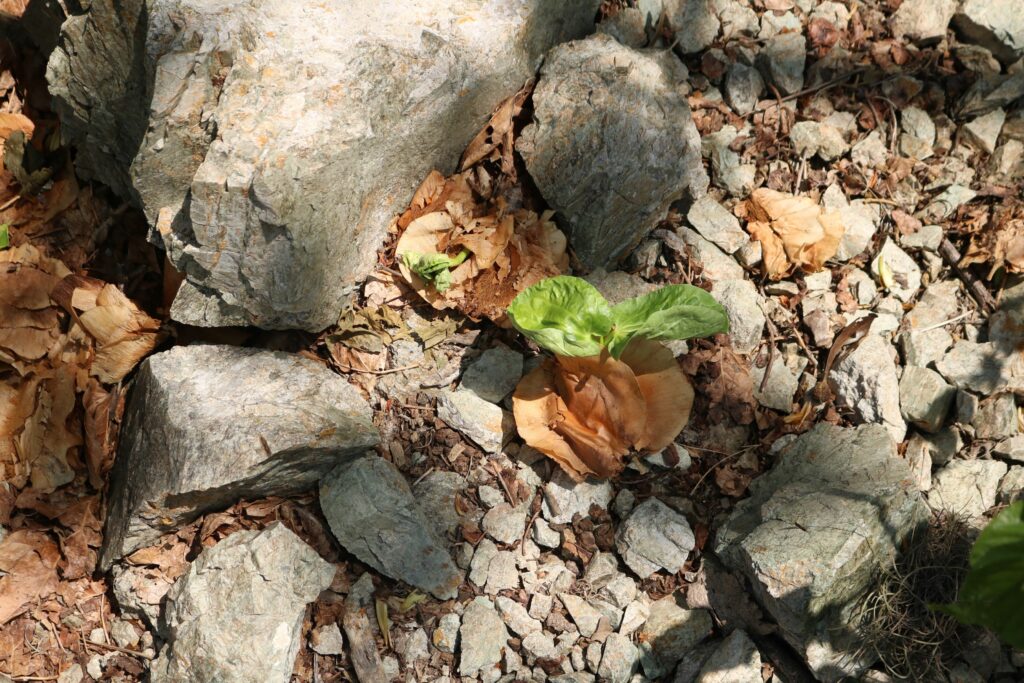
[320,455,462,599]
[460,596,509,678]
[616,498,695,579]
[954,0,1024,64]
[829,333,907,443]
[101,345,378,567]
[48,0,599,330]
[715,424,926,680]
[696,630,762,683]
[150,523,335,683]
[518,33,707,269]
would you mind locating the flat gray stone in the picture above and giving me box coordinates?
[586,269,658,305]
[724,63,764,116]
[461,345,524,404]
[928,459,1007,520]
[310,624,345,657]
[460,597,509,678]
[759,32,805,96]
[519,33,706,269]
[696,630,762,683]
[432,613,460,654]
[829,333,907,443]
[716,424,926,680]
[900,366,956,433]
[893,0,957,44]
[413,470,466,538]
[100,345,378,567]
[599,633,640,683]
[963,109,1007,154]
[998,466,1024,504]
[616,498,695,579]
[671,228,746,282]
[752,354,799,412]
[560,594,604,638]
[973,393,1019,440]
[936,340,1016,394]
[670,0,719,54]
[899,280,960,368]
[711,279,765,355]
[638,597,712,678]
[790,121,850,161]
[482,503,528,545]
[954,0,1024,63]
[700,126,757,197]
[150,524,334,683]
[687,197,748,255]
[495,596,542,637]
[48,0,598,330]
[542,469,614,525]
[995,435,1024,463]
[822,186,879,262]
[435,388,512,454]
[320,455,462,599]
[899,107,936,160]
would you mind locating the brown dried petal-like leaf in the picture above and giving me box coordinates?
[0,530,60,626]
[746,189,845,278]
[620,338,694,451]
[554,353,646,455]
[512,360,600,481]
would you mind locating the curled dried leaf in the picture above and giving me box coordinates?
[512,340,693,481]
[745,189,845,279]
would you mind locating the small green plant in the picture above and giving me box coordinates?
[935,501,1024,649]
[506,275,729,358]
[0,223,9,250]
[401,250,468,292]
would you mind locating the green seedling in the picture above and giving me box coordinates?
[401,250,469,292]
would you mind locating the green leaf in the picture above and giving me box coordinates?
[607,284,729,357]
[402,250,469,292]
[0,224,8,250]
[934,501,1024,648]
[506,275,613,356]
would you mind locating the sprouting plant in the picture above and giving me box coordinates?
[505,275,729,481]
[506,275,729,358]
[400,250,468,292]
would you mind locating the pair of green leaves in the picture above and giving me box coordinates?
[506,275,729,358]
[936,501,1024,649]
[402,250,468,292]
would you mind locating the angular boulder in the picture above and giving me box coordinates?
[150,523,335,683]
[100,345,379,567]
[47,0,599,330]
[715,424,926,680]
[320,455,463,599]
[518,33,707,269]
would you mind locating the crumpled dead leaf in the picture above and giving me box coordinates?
[0,530,60,626]
[745,189,845,279]
[512,339,693,481]
[52,274,164,384]
[960,200,1024,277]
[395,170,568,324]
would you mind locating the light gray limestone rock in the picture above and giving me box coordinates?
[724,63,764,116]
[687,197,748,255]
[48,0,599,330]
[899,366,956,433]
[711,279,765,355]
[928,459,1007,520]
[954,0,1024,64]
[150,524,334,683]
[435,388,512,455]
[695,630,762,683]
[759,32,805,96]
[892,0,957,45]
[616,498,695,579]
[519,33,707,269]
[542,470,614,525]
[320,455,462,599]
[670,228,746,282]
[936,340,1016,395]
[599,632,640,683]
[461,345,524,404]
[460,597,510,678]
[638,597,712,679]
[898,280,961,368]
[829,333,908,443]
[715,424,926,680]
[100,345,378,567]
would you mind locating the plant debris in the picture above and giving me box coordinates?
[743,188,845,279]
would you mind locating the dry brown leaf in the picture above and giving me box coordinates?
[960,200,1024,277]
[745,189,845,279]
[512,341,693,482]
[0,112,32,140]
[459,82,532,177]
[395,171,567,324]
[54,275,163,383]
[0,530,60,626]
